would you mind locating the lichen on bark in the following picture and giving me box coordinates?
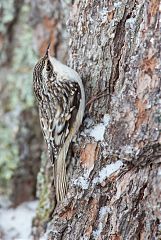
[1,0,160,239]
[39,0,161,239]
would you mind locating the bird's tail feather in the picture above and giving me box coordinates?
[54,145,68,202]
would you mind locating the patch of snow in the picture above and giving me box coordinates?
[73,169,92,190]
[93,206,111,239]
[114,2,122,8]
[99,206,111,217]
[99,7,108,22]
[0,199,38,240]
[125,17,136,29]
[75,176,89,190]
[88,114,110,141]
[93,160,123,184]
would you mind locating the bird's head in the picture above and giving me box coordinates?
[33,43,53,80]
[33,43,53,100]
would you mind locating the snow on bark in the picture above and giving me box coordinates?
[92,160,123,185]
[31,0,160,239]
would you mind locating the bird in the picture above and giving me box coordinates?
[33,44,85,202]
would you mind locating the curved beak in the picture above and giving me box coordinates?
[45,43,50,58]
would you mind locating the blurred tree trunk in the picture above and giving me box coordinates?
[0,0,46,204]
[33,0,161,239]
[11,107,43,206]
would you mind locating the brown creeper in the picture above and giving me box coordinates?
[33,45,85,202]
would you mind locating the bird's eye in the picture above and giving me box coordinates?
[46,65,51,71]
[46,61,52,72]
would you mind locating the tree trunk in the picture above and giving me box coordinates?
[11,107,43,206]
[2,0,160,239]
[36,0,161,239]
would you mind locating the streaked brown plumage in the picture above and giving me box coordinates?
[33,45,85,202]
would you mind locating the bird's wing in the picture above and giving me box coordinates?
[40,80,81,165]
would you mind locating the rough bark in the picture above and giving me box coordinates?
[37,0,160,239]
[1,0,160,239]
